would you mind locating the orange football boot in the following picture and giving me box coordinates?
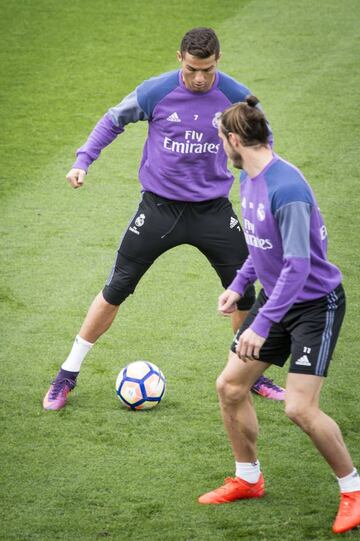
[332,491,360,534]
[198,473,265,504]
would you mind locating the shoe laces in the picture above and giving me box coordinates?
[49,378,75,400]
[215,478,239,493]
[338,493,357,516]
[256,376,282,392]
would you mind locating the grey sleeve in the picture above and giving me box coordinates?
[107,90,149,128]
[275,202,312,258]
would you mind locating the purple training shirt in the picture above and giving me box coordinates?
[74,70,271,202]
[229,154,342,338]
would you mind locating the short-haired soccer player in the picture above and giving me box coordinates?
[43,28,285,410]
[198,96,360,534]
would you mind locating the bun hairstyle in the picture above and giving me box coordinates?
[220,95,269,147]
[245,95,260,108]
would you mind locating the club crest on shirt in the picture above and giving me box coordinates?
[212,112,222,128]
[320,225,327,240]
[256,203,265,221]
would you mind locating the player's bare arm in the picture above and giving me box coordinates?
[66,168,86,189]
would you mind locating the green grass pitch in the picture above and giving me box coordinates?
[1,1,360,539]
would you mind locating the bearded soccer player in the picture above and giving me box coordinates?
[43,28,285,411]
[198,97,360,534]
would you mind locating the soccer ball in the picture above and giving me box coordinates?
[116,360,166,410]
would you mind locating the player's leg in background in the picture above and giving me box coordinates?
[42,252,152,411]
[78,291,120,343]
[43,192,183,410]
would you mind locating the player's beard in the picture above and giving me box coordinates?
[230,148,243,169]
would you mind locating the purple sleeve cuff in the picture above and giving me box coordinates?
[228,255,257,295]
[249,257,311,339]
[229,274,247,296]
[249,313,273,339]
[73,152,94,172]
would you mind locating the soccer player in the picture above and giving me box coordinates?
[43,28,285,411]
[198,97,360,534]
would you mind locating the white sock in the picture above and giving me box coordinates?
[235,460,261,483]
[61,335,94,373]
[337,468,360,493]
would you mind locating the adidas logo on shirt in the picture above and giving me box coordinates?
[167,112,181,122]
[295,355,311,366]
[230,217,239,229]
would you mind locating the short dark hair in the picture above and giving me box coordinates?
[180,27,220,59]
[220,96,269,147]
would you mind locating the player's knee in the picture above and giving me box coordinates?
[216,374,247,405]
[102,261,141,304]
[102,287,126,306]
[285,400,312,431]
[216,374,226,398]
[103,254,149,305]
[284,402,300,424]
[99,290,121,307]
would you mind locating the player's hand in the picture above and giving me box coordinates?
[218,289,241,317]
[236,328,265,361]
[66,168,86,189]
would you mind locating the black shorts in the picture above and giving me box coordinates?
[231,284,346,377]
[103,191,255,309]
